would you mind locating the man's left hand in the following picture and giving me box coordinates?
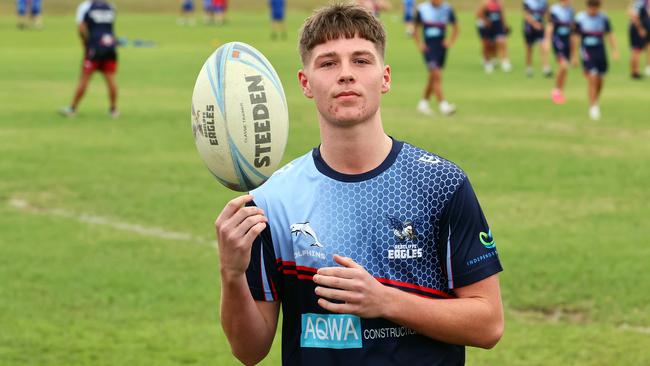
[313,255,390,318]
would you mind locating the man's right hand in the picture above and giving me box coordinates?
[215,195,268,279]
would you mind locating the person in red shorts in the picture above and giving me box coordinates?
[60,0,119,118]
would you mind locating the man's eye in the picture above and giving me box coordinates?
[354,59,370,65]
[320,61,335,68]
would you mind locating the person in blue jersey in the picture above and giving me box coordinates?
[178,0,196,26]
[544,0,576,104]
[413,0,459,117]
[60,0,119,118]
[476,0,512,73]
[629,0,650,79]
[269,0,287,40]
[403,0,416,36]
[523,0,553,77]
[574,0,619,120]
[16,0,43,29]
[215,4,504,366]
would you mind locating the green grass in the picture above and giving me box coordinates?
[1,8,649,366]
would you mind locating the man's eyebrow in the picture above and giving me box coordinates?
[313,50,377,60]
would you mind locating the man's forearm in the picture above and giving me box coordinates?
[220,273,277,365]
[381,282,503,349]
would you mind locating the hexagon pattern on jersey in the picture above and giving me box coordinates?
[308,143,466,294]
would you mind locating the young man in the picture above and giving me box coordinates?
[545,0,576,104]
[476,0,512,73]
[413,0,459,116]
[16,0,43,29]
[215,4,504,365]
[523,0,553,77]
[269,0,287,40]
[629,0,650,79]
[60,0,119,118]
[574,0,619,120]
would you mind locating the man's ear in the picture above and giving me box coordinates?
[298,69,313,98]
[381,64,391,94]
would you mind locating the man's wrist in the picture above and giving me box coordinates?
[220,269,247,285]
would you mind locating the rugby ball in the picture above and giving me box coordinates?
[191,42,289,191]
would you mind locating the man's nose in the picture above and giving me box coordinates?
[338,63,355,83]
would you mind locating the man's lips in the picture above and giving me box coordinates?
[335,91,360,98]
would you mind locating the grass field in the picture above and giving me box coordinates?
[1,6,649,366]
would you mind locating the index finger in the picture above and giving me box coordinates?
[317,266,357,279]
[218,194,254,220]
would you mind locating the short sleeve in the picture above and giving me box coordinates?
[604,16,611,33]
[437,178,502,289]
[245,201,282,301]
[449,8,457,24]
[415,7,422,24]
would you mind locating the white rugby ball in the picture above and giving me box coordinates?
[191,42,289,191]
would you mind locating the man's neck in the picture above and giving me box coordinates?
[317,117,393,175]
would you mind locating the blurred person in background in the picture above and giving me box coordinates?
[628,0,650,79]
[523,0,553,77]
[544,0,576,104]
[60,0,119,118]
[16,0,43,29]
[178,0,196,26]
[269,0,287,40]
[476,0,512,73]
[574,0,619,120]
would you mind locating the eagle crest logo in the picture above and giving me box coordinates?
[386,215,425,242]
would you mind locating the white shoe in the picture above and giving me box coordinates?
[589,105,601,121]
[484,62,494,74]
[416,100,433,116]
[439,101,456,116]
[59,106,76,117]
[645,65,650,77]
[501,61,512,72]
[109,109,120,118]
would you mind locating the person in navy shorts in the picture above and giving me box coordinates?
[523,0,553,77]
[413,0,459,117]
[544,0,576,103]
[60,0,119,118]
[628,0,650,78]
[575,0,619,120]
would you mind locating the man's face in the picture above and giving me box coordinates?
[430,0,442,6]
[586,5,599,16]
[298,36,391,127]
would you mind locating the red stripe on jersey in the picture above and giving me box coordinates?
[275,259,454,299]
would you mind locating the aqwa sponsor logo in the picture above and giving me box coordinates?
[300,313,362,349]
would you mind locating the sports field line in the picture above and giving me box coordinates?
[7,197,217,246]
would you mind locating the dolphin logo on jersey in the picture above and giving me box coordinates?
[386,215,425,242]
[290,222,324,248]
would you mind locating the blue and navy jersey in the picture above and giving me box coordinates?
[246,140,502,366]
[484,0,504,25]
[523,0,548,23]
[81,1,116,51]
[550,3,574,38]
[575,11,611,48]
[415,2,456,44]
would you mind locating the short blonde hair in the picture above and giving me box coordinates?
[298,3,387,64]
